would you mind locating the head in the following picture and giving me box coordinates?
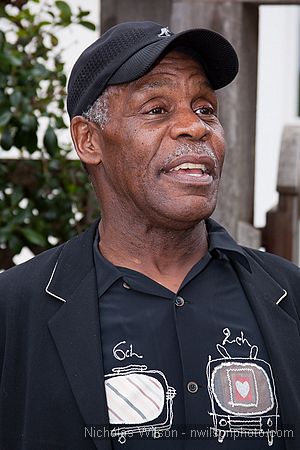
[68,21,238,230]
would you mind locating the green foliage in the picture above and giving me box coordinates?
[0,0,98,269]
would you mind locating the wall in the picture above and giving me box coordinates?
[255,5,300,227]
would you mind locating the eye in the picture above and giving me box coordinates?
[147,106,167,115]
[194,106,215,116]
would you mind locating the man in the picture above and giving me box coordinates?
[0,20,299,450]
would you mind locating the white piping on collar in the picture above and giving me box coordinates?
[276,289,287,305]
[45,261,66,303]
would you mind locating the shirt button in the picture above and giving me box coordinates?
[175,296,185,307]
[187,381,198,393]
[122,281,131,289]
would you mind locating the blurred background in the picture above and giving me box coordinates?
[1,0,300,269]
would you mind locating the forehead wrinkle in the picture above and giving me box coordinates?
[132,78,176,92]
[129,76,214,98]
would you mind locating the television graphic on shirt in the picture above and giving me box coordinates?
[104,364,176,444]
[206,328,279,446]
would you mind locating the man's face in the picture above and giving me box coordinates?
[95,50,225,229]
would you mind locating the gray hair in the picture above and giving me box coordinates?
[82,86,113,129]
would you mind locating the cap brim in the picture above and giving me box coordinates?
[108,28,238,90]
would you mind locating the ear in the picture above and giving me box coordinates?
[70,116,103,166]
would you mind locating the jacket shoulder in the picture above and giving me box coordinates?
[242,246,300,282]
[0,220,98,304]
[0,245,64,300]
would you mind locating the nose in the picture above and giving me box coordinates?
[169,108,210,142]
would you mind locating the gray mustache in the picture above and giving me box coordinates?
[162,143,218,168]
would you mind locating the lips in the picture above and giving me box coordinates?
[161,154,217,184]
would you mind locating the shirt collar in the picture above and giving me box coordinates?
[206,218,251,272]
[93,230,124,297]
[93,218,252,297]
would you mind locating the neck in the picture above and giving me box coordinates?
[98,217,209,292]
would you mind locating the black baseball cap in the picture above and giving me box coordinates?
[67,21,239,119]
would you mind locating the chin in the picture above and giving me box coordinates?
[180,195,217,218]
[151,198,218,230]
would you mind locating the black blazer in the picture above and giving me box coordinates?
[0,219,300,450]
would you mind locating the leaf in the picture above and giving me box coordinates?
[55,0,71,21]
[43,126,58,155]
[21,114,37,131]
[6,53,22,67]
[24,130,38,153]
[48,159,60,171]
[0,89,5,104]
[14,128,24,148]
[0,111,12,127]
[50,34,58,47]
[11,188,23,206]
[10,90,22,108]
[17,35,32,46]
[79,21,96,31]
[9,235,23,255]
[0,30,5,51]
[54,60,64,72]
[55,116,67,129]
[78,10,90,19]
[20,228,47,247]
[0,226,12,242]
[36,20,51,28]
[0,128,13,150]
[31,63,48,78]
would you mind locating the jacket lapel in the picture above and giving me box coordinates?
[233,254,300,448]
[46,222,112,450]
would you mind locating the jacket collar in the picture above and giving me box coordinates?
[46,220,99,303]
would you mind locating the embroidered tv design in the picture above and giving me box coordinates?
[206,329,279,446]
[104,364,176,444]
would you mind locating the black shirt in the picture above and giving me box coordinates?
[93,219,285,449]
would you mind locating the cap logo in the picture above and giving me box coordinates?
[158,27,171,37]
